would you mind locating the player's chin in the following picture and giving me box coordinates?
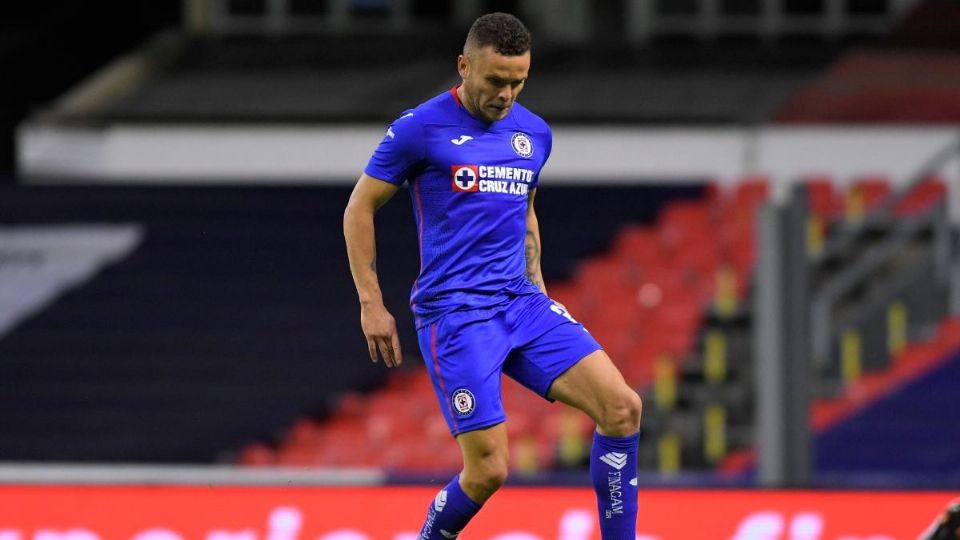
[487,105,510,120]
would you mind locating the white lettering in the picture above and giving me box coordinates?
[419,507,437,540]
[267,507,302,540]
[557,510,592,540]
[509,183,529,195]
[130,530,184,540]
[34,531,101,540]
[206,532,255,540]
[607,471,623,517]
[474,165,534,183]
[789,513,822,540]
[489,534,540,540]
[317,531,369,540]
[479,181,513,194]
[730,512,783,540]
[0,532,21,540]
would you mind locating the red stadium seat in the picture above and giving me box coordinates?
[803,176,844,219]
[893,177,947,216]
[849,175,891,212]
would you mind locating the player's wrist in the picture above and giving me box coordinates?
[358,294,385,308]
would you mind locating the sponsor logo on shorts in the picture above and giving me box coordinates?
[511,132,534,158]
[451,388,476,418]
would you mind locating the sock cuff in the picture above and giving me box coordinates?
[593,430,641,451]
[449,474,482,512]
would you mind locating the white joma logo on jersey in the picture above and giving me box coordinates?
[451,135,473,145]
[600,452,628,470]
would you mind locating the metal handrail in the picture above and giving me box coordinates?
[810,202,946,369]
[816,137,960,264]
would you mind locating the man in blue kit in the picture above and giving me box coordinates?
[343,12,642,540]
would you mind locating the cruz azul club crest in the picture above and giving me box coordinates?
[451,388,476,417]
[510,132,533,158]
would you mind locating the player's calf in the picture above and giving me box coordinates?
[591,387,641,540]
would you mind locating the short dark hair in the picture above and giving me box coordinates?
[465,12,531,56]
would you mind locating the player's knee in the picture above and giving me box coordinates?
[476,453,509,490]
[599,388,643,437]
[462,452,509,499]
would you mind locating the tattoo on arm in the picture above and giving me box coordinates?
[524,231,546,291]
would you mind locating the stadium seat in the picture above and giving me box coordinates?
[803,176,845,219]
[893,177,947,216]
[848,175,892,216]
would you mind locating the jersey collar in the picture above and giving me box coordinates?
[450,84,511,128]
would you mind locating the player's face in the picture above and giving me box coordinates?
[458,46,530,123]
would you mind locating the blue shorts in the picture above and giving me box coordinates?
[417,291,602,436]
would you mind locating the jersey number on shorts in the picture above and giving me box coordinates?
[550,302,578,324]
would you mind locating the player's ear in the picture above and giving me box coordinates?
[457,53,469,79]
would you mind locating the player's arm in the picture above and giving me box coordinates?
[343,173,403,367]
[525,187,547,294]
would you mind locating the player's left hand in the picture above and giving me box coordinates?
[360,303,403,368]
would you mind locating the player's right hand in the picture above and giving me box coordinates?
[360,303,403,368]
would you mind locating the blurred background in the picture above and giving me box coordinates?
[1,0,959,536]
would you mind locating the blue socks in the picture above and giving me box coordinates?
[590,431,640,540]
[419,434,639,540]
[418,474,482,540]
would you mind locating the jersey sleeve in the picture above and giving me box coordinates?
[364,111,425,186]
[531,126,553,189]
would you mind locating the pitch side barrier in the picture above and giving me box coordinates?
[0,482,955,539]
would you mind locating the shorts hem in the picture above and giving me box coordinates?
[541,345,604,402]
[452,417,506,438]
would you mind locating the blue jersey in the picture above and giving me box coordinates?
[365,87,553,328]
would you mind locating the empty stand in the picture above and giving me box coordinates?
[0,182,705,463]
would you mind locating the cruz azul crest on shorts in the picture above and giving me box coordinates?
[451,388,476,417]
[510,132,534,158]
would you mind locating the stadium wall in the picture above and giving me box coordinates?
[18,125,960,189]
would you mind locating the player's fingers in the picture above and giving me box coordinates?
[390,332,403,366]
[366,337,378,363]
[378,336,396,367]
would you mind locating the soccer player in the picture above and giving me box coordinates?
[343,12,642,540]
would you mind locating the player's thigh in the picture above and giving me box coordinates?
[417,313,511,437]
[547,349,639,427]
[503,309,602,400]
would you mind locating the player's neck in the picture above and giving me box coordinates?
[455,84,487,123]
